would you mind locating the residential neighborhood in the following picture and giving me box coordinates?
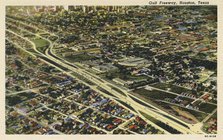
[6,6,217,135]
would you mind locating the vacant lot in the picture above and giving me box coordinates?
[157,101,208,122]
[133,88,177,100]
[150,83,192,94]
[198,102,216,113]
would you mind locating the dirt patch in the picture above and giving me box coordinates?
[171,106,199,123]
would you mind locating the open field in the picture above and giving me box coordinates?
[150,83,192,95]
[31,38,49,53]
[132,88,177,100]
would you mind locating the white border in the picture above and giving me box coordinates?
[1,0,223,140]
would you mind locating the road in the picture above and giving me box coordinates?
[6,19,206,134]
[7,25,170,134]
[44,30,202,134]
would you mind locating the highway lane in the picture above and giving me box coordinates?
[27,24,201,134]
[6,21,205,134]
[7,27,167,134]
[38,25,206,133]
[48,37,207,134]
[50,60,204,133]
[7,27,171,134]
[45,38,200,134]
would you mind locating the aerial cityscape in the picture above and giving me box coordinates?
[5,6,217,135]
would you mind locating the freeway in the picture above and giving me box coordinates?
[6,26,170,134]
[43,32,203,134]
[46,38,205,134]
[6,19,205,134]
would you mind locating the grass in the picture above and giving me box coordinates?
[198,103,216,113]
[96,86,117,98]
[188,110,208,122]
[140,111,182,134]
[157,101,208,122]
[31,38,49,53]
[108,85,127,97]
[140,111,159,123]
[151,83,192,94]
[133,88,177,100]
[129,95,156,109]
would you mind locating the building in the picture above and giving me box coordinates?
[92,63,118,74]
[117,57,150,67]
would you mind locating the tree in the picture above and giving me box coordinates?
[15,60,23,69]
